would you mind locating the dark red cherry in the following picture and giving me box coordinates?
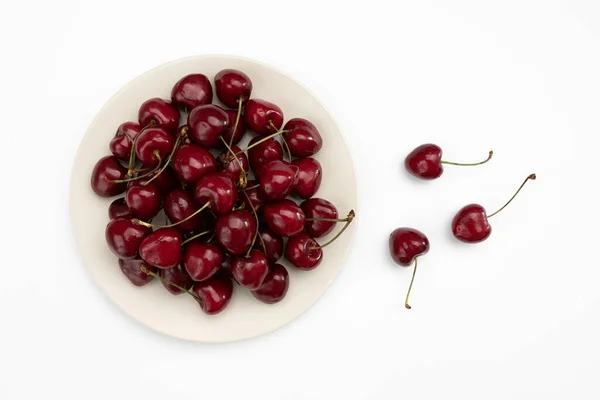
[219,254,233,278]
[217,145,248,186]
[239,179,266,211]
[286,232,323,270]
[263,199,305,237]
[301,198,338,238]
[405,144,493,180]
[231,250,269,290]
[134,127,175,167]
[258,160,299,201]
[214,69,253,108]
[253,227,284,263]
[105,217,152,259]
[118,258,156,286]
[215,210,257,256]
[192,275,234,315]
[138,98,180,133]
[160,263,194,295]
[389,228,430,266]
[109,122,141,161]
[188,104,229,148]
[194,172,238,215]
[139,228,182,269]
[125,183,162,221]
[108,198,130,219]
[292,158,322,199]
[91,155,128,197]
[171,73,213,110]
[129,167,177,195]
[183,242,223,282]
[164,189,203,231]
[219,109,247,148]
[283,118,323,158]
[247,135,283,172]
[172,143,217,184]
[251,263,289,304]
[244,99,283,135]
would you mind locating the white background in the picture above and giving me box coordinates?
[1,0,599,399]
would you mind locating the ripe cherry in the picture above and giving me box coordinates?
[214,69,253,108]
[283,118,323,158]
[286,232,323,270]
[134,127,175,167]
[138,228,182,269]
[253,227,284,263]
[194,172,238,215]
[192,275,234,315]
[164,189,203,231]
[247,135,283,172]
[105,217,152,259]
[171,143,217,184]
[188,104,229,148]
[125,183,162,221]
[138,98,180,133]
[91,155,128,197]
[108,198,130,219]
[405,144,493,180]
[301,198,338,238]
[220,109,246,148]
[239,180,266,211]
[452,174,536,243]
[109,122,141,161]
[158,263,194,295]
[129,167,177,195]
[118,258,156,286]
[183,242,223,282]
[231,250,269,290]
[215,210,257,256]
[258,160,299,201]
[263,199,305,237]
[244,99,283,135]
[292,158,322,199]
[217,145,249,186]
[251,263,289,304]
[171,73,213,110]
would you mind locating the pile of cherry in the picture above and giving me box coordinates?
[91,69,355,315]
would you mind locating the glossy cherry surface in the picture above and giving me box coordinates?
[239,179,266,211]
[253,227,284,263]
[160,263,194,295]
[164,189,202,231]
[263,199,305,237]
[214,69,253,108]
[301,198,338,238]
[118,258,156,287]
[172,143,217,184]
[183,242,223,282]
[134,127,175,166]
[105,217,151,259]
[231,250,269,290]
[215,210,257,256]
[388,228,430,266]
[258,160,299,201]
[108,198,130,219]
[247,135,283,172]
[129,167,177,195]
[125,183,162,221]
[293,158,322,199]
[221,109,246,147]
[404,143,443,180]
[139,228,182,269]
[217,145,249,186]
[171,73,213,110]
[286,232,323,270]
[283,118,323,158]
[251,263,289,304]
[451,204,491,243]
[109,122,141,161]
[91,155,128,197]
[188,104,229,148]
[194,172,238,215]
[192,275,234,315]
[244,99,283,135]
[138,98,180,133]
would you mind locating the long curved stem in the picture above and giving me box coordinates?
[127,121,156,176]
[143,135,183,186]
[487,173,536,218]
[107,152,162,183]
[308,210,355,250]
[181,230,211,246]
[241,190,264,257]
[236,129,288,154]
[305,216,353,222]
[228,96,243,149]
[134,201,211,229]
[139,265,202,303]
[219,136,247,188]
[440,150,493,167]
[405,258,418,310]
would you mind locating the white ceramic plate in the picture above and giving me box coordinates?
[70,55,358,343]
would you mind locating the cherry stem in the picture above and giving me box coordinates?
[143,134,184,186]
[305,216,352,222]
[245,183,260,191]
[308,210,355,250]
[219,136,247,188]
[241,189,264,257]
[405,257,418,310]
[107,152,162,183]
[228,96,243,149]
[440,150,493,167]
[181,230,211,246]
[487,173,536,218]
[133,201,211,229]
[236,128,289,154]
[281,135,292,161]
[139,264,202,304]
[127,120,156,176]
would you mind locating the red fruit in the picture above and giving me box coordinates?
[138,98,180,133]
[215,210,257,256]
[194,172,238,215]
[188,104,229,148]
[283,118,323,158]
[220,109,246,147]
[129,167,177,195]
[214,69,253,108]
[244,99,283,135]
[192,276,234,315]
[134,127,175,167]
[91,155,128,197]
[160,263,194,295]
[263,199,305,237]
[388,228,430,266]
[118,258,156,287]
[105,217,152,259]
[251,263,289,304]
[405,143,493,180]
[172,143,217,184]
[217,145,249,185]
[258,160,299,201]
[451,204,491,243]
[253,227,284,263]
[125,183,162,221]
[286,232,323,270]
[183,242,223,282]
[108,198,130,219]
[292,158,322,199]
[164,189,203,231]
[247,135,283,172]
[109,122,141,161]
[239,180,266,211]
[171,73,213,109]
[139,228,182,269]
[301,198,338,238]
[231,250,269,290]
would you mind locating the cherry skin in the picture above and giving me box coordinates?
[451,204,491,243]
[253,227,284,263]
[283,118,323,158]
[109,122,141,161]
[220,109,246,148]
[105,217,152,259]
[251,263,289,304]
[125,183,162,221]
[244,99,283,135]
[217,145,249,185]
[301,198,338,238]
[134,127,175,167]
[183,242,223,282]
[292,158,322,199]
[188,104,230,148]
[247,135,283,172]
[108,198,130,219]
[263,199,305,237]
[91,155,128,197]
[286,232,323,270]
[388,228,430,266]
[160,263,194,295]
[231,250,269,290]
[171,143,217,184]
[139,228,182,269]
[164,189,203,231]
[258,160,299,201]
[129,167,177,195]
[219,254,233,278]
[194,172,238,215]
[214,69,253,108]
[138,98,180,133]
[171,73,213,110]
[118,258,157,287]
[404,144,443,180]
[215,210,257,256]
[192,275,234,315]
[239,179,266,211]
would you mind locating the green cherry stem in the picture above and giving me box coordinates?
[228,96,243,149]
[219,136,247,188]
[405,258,418,310]
[127,120,157,176]
[143,133,185,186]
[487,173,537,218]
[133,201,211,229]
[139,264,202,303]
[235,128,289,155]
[440,150,493,166]
[107,151,162,183]
[181,230,211,246]
[308,210,355,250]
[241,189,264,256]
